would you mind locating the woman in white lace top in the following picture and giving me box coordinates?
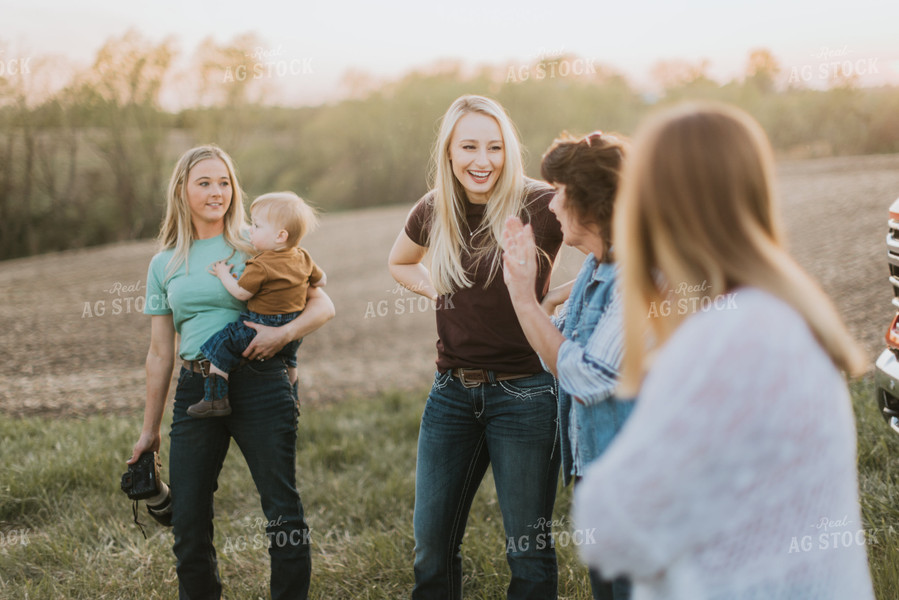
[572,103,873,599]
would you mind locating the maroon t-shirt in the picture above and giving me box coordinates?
[404,181,563,373]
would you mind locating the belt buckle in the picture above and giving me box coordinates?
[457,368,483,388]
[198,360,209,377]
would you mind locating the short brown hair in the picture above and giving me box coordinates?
[250,192,319,247]
[540,131,627,260]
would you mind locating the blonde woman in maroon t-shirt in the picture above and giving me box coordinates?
[389,95,567,600]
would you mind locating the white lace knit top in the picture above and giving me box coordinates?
[573,288,874,599]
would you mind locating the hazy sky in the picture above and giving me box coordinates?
[4,0,898,104]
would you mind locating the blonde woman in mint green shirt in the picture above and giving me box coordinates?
[128,145,334,600]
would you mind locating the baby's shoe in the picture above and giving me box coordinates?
[187,373,231,417]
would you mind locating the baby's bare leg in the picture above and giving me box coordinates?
[287,366,297,385]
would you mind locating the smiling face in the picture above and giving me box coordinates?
[448,112,505,204]
[549,183,602,253]
[186,158,232,233]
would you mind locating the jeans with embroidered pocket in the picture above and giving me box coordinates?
[412,370,561,600]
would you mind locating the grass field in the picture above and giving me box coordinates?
[1,377,898,599]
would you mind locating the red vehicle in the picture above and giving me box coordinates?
[875,198,899,433]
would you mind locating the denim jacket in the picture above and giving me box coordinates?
[552,254,634,485]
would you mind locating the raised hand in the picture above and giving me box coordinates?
[501,215,538,306]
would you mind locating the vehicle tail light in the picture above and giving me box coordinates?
[886,313,899,349]
[890,197,899,222]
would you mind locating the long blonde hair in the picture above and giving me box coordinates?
[615,102,867,394]
[428,95,539,294]
[158,145,254,278]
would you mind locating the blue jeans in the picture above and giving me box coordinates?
[201,310,302,372]
[412,370,561,600]
[169,359,310,599]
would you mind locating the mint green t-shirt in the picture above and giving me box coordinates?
[144,235,248,360]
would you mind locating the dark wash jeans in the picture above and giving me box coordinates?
[170,359,310,600]
[412,370,561,600]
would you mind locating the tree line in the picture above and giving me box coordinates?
[1,33,897,260]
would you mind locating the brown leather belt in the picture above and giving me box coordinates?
[183,359,213,376]
[451,368,534,388]
[182,358,250,377]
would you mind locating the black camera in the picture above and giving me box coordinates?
[121,451,173,530]
[121,451,163,500]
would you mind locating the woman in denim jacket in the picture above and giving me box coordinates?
[503,131,631,600]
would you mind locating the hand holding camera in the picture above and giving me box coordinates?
[121,451,173,530]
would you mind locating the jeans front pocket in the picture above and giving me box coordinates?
[432,370,452,391]
[498,372,557,401]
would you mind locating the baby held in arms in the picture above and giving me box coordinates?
[189,192,325,418]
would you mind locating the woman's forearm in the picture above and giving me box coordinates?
[218,272,253,301]
[282,288,335,341]
[541,279,574,316]
[387,230,435,299]
[511,294,566,375]
[389,263,438,300]
[241,288,335,359]
[131,315,176,463]
[502,217,566,372]
[142,350,174,436]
